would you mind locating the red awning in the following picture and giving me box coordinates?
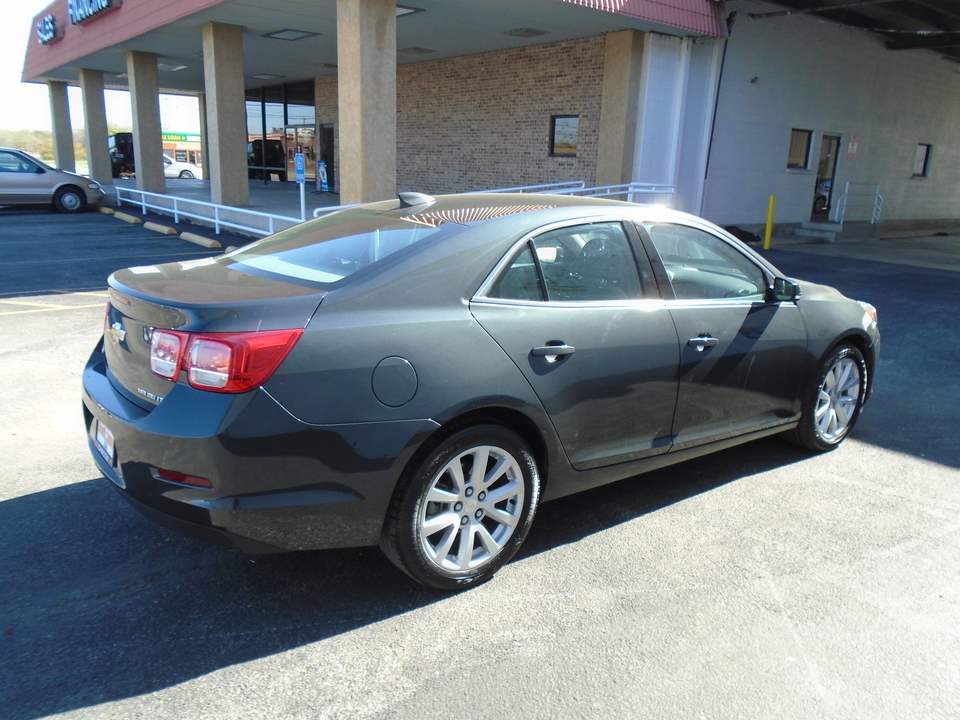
[558,0,727,38]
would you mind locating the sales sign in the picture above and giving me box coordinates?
[36,14,58,44]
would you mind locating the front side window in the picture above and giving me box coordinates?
[0,151,40,173]
[490,222,643,302]
[644,224,767,301]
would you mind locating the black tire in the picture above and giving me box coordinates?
[53,186,85,213]
[178,170,194,179]
[380,424,540,591]
[784,344,868,452]
[813,196,828,213]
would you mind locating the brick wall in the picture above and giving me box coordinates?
[315,35,606,195]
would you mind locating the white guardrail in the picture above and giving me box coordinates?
[119,180,676,236]
[115,187,305,237]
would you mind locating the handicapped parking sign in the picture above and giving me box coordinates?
[294,153,305,184]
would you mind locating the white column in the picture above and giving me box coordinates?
[202,23,249,207]
[47,81,76,172]
[337,0,397,204]
[126,50,166,193]
[78,69,113,185]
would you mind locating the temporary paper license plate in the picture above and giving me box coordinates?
[94,420,115,464]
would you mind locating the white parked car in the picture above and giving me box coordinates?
[163,154,203,180]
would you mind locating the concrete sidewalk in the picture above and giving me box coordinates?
[764,229,960,274]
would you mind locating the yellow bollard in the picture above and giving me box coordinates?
[763,195,776,250]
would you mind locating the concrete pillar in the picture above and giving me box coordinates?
[46,81,76,172]
[202,23,249,207]
[198,92,209,177]
[336,0,396,204]
[126,51,166,193]
[596,31,645,187]
[78,69,113,185]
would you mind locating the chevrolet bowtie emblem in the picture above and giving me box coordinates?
[110,321,127,342]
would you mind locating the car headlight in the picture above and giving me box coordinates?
[87,182,101,190]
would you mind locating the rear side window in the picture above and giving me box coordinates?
[224,210,462,286]
[490,222,644,302]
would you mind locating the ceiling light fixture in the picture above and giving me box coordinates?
[396,5,424,17]
[505,28,550,38]
[157,63,188,72]
[263,29,319,41]
[251,74,284,81]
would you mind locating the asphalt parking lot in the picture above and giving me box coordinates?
[1,208,958,719]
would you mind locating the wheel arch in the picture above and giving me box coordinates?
[52,183,86,211]
[389,405,553,517]
[820,330,877,398]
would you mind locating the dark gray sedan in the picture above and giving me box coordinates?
[82,193,879,590]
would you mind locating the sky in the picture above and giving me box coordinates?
[0,0,201,133]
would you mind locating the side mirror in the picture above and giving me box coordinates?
[773,277,801,302]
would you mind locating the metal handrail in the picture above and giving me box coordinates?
[476,180,587,194]
[834,182,882,225]
[309,181,588,217]
[549,182,676,202]
[115,187,305,236]
[312,202,364,218]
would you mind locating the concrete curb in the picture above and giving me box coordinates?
[144,221,178,236]
[98,206,116,215]
[180,232,221,249]
[114,211,143,225]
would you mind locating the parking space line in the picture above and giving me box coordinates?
[0,301,105,316]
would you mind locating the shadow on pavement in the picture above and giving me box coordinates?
[0,438,810,718]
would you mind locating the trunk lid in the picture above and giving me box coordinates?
[104,257,326,409]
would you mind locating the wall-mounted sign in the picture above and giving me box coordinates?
[162,133,201,143]
[36,14,58,44]
[68,0,121,26]
[846,135,859,160]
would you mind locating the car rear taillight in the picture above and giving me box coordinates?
[150,330,188,379]
[149,328,303,393]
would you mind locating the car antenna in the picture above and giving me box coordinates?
[398,191,434,208]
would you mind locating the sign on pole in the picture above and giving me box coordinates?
[295,153,306,184]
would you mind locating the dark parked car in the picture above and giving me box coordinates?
[247,138,287,181]
[108,132,135,178]
[82,193,879,590]
[0,147,105,212]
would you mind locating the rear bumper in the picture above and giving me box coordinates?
[82,343,437,553]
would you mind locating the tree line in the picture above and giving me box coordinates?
[0,126,131,165]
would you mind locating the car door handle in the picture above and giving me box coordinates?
[688,336,719,352]
[532,343,576,358]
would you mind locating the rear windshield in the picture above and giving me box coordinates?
[221,209,463,287]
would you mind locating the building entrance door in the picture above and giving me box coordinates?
[284,125,316,183]
[812,134,841,218]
